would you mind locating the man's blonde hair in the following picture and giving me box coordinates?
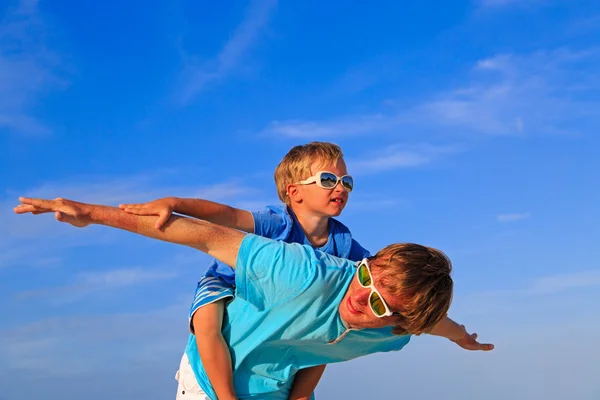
[370,243,453,336]
[274,142,344,206]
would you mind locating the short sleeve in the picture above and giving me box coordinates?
[235,234,316,310]
[251,205,293,240]
[347,239,371,262]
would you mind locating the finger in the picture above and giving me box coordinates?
[14,204,51,214]
[122,203,144,210]
[480,343,494,351]
[155,211,170,229]
[19,197,56,209]
[14,204,36,213]
[123,207,151,215]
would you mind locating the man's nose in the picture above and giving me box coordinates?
[354,288,370,305]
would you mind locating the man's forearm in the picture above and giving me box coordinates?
[16,198,245,267]
[91,203,244,267]
[427,316,466,341]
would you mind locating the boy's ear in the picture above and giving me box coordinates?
[286,184,302,203]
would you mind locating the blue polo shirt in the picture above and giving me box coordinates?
[186,234,411,400]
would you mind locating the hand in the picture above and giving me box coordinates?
[451,325,494,351]
[119,197,176,229]
[14,197,92,228]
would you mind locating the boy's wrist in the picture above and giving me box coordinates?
[168,197,181,211]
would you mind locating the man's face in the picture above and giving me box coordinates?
[338,263,403,329]
[294,158,350,217]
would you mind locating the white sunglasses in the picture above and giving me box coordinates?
[296,171,354,192]
[356,258,396,318]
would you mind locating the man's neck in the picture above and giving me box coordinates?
[290,206,330,248]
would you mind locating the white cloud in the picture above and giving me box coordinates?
[262,114,399,139]
[477,0,546,8]
[527,270,600,295]
[14,267,179,305]
[349,144,458,174]
[0,304,188,376]
[418,48,600,135]
[2,173,261,270]
[178,0,277,102]
[263,47,600,139]
[497,212,530,222]
[470,270,600,300]
[0,0,68,135]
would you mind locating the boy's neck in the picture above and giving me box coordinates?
[289,206,330,248]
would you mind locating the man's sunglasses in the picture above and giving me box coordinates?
[356,258,396,318]
[297,171,354,193]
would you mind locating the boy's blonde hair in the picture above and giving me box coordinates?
[370,243,454,336]
[274,142,344,206]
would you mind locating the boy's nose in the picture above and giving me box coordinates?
[332,181,345,193]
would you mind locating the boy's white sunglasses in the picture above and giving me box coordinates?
[296,171,354,192]
[356,258,396,318]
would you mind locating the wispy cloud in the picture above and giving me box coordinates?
[0,0,68,135]
[527,270,600,295]
[3,172,259,236]
[497,212,531,222]
[2,172,262,270]
[263,47,600,139]
[349,144,459,174]
[473,270,600,299]
[0,303,187,376]
[178,0,277,102]
[15,267,179,304]
[262,114,399,139]
[414,48,600,135]
[477,0,546,8]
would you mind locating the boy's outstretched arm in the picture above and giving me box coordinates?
[14,197,245,268]
[288,365,326,400]
[428,316,494,351]
[120,197,254,232]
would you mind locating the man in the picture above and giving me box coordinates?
[15,197,493,400]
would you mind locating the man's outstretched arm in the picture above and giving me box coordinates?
[14,197,245,268]
[428,316,494,351]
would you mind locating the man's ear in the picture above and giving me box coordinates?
[287,184,302,204]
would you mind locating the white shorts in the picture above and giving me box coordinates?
[175,353,210,400]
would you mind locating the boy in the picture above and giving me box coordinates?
[120,142,367,399]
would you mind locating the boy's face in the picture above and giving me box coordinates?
[293,158,350,217]
[338,263,403,330]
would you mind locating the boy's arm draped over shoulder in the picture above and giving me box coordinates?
[120,197,255,232]
[15,197,245,268]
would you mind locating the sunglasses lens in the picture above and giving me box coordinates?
[357,262,372,287]
[369,292,387,317]
[341,176,353,192]
[319,172,338,189]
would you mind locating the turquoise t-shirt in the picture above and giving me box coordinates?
[186,235,411,400]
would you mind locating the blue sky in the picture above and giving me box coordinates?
[2,0,600,398]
